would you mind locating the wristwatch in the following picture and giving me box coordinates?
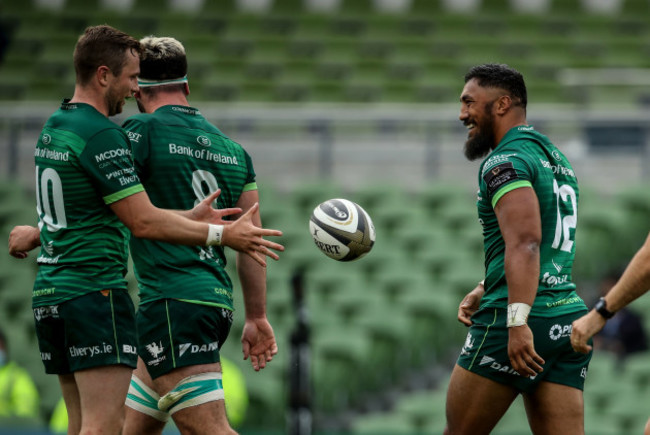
[594,297,615,319]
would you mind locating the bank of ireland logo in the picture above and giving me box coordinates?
[197,135,211,147]
[552,150,562,161]
[42,134,51,145]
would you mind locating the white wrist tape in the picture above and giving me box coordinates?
[206,224,224,246]
[478,280,485,286]
[507,302,531,327]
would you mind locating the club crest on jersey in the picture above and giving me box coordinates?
[197,135,212,147]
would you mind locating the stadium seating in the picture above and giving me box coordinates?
[0,0,648,107]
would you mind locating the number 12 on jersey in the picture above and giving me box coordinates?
[551,179,577,253]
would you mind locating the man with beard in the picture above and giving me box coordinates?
[444,64,591,434]
[8,25,283,434]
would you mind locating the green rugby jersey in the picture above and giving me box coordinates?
[33,101,145,307]
[477,125,586,317]
[123,105,257,309]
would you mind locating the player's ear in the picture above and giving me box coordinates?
[97,66,110,87]
[184,82,190,96]
[496,95,512,115]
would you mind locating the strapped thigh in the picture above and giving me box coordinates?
[158,372,224,415]
[125,374,169,422]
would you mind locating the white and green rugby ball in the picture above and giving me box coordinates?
[309,198,376,261]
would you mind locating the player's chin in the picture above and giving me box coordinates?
[108,102,124,117]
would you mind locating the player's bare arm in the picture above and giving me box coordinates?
[494,186,545,377]
[8,225,41,258]
[235,189,278,370]
[571,231,650,353]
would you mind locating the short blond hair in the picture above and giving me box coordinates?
[139,36,187,81]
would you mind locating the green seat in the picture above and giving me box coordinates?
[394,389,448,432]
[370,261,429,304]
[352,411,418,434]
[399,281,463,363]
[381,82,418,103]
[94,11,158,35]
[350,301,413,385]
[622,0,649,14]
[362,15,403,41]
[311,327,371,411]
[492,396,529,434]
[584,369,636,417]
[287,181,345,217]
[409,0,443,15]
[307,262,367,307]
[603,389,650,434]
[583,408,628,435]
[621,352,650,392]
[271,0,305,14]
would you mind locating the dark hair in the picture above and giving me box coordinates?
[73,25,142,86]
[464,63,527,109]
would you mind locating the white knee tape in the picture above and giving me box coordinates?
[158,372,224,415]
[126,374,170,422]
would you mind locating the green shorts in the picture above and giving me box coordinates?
[33,290,138,375]
[456,307,592,393]
[137,299,233,379]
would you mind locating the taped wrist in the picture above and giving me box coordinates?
[206,224,224,246]
[507,302,531,327]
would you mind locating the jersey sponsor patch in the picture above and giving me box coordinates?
[483,162,518,197]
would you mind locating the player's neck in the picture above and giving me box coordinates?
[495,115,527,144]
[69,85,110,117]
[148,93,190,112]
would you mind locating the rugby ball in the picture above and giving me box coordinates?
[309,198,376,261]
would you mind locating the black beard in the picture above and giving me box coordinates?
[464,128,495,161]
[463,103,496,161]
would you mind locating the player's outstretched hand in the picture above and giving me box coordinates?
[241,317,278,372]
[222,203,284,267]
[570,310,604,354]
[458,283,485,326]
[190,189,242,224]
[8,225,41,259]
[508,325,545,377]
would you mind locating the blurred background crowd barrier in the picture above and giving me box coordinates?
[1,0,650,434]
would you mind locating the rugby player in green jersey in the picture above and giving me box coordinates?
[445,64,591,435]
[119,36,276,434]
[571,232,650,434]
[7,25,283,435]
